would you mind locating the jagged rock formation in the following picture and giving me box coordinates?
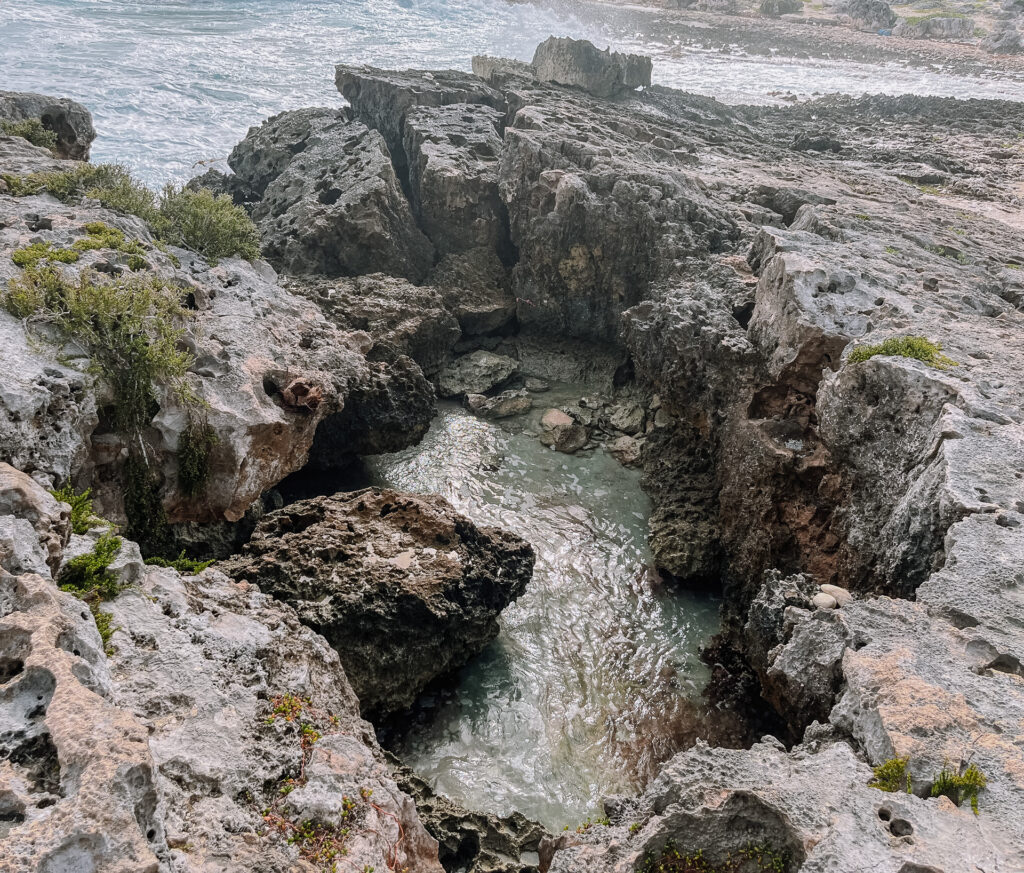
[0,90,96,159]
[0,137,435,554]
[531,36,652,97]
[219,488,535,719]
[0,462,447,872]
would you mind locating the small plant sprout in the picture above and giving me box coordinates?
[931,761,987,815]
[868,757,911,794]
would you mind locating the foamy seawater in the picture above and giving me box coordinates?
[2,0,1022,186]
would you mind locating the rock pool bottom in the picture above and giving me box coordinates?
[366,402,721,831]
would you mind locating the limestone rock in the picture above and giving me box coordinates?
[0,463,70,576]
[465,388,533,419]
[820,583,852,606]
[0,90,96,159]
[219,488,535,718]
[293,274,461,377]
[530,37,652,98]
[810,591,837,609]
[539,408,589,454]
[606,435,642,467]
[438,350,518,397]
[249,113,434,280]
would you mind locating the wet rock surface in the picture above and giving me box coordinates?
[219,488,535,720]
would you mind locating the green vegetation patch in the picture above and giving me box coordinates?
[868,757,911,793]
[2,265,194,435]
[58,532,125,654]
[931,762,987,815]
[144,550,213,575]
[177,418,219,497]
[1,118,58,151]
[2,163,260,262]
[50,483,107,535]
[847,336,956,370]
[638,841,791,873]
[11,221,151,272]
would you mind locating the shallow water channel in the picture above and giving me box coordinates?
[367,401,720,830]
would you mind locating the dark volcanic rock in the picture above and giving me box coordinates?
[238,108,434,280]
[0,90,96,160]
[220,488,534,719]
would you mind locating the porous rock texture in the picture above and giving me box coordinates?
[231,108,435,281]
[0,136,435,554]
[219,488,535,720]
[0,462,446,873]
[530,36,652,98]
[0,89,97,159]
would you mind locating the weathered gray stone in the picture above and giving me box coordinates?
[219,488,535,719]
[438,350,518,397]
[0,90,96,160]
[530,37,652,98]
[465,388,533,419]
[250,113,434,280]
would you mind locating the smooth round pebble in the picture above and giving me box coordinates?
[820,583,852,606]
[811,592,838,610]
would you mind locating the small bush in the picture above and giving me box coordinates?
[1,118,58,151]
[638,841,791,873]
[124,454,173,557]
[50,483,107,535]
[58,532,125,654]
[847,336,956,370]
[178,418,218,497]
[11,222,150,272]
[157,185,260,263]
[12,242,79,269]
[868,757,911,793]
[3,163,260,262]
[144,551,213,574]
[2,265,193,435]
[931,762,987,815]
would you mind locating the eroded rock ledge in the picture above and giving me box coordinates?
[220,488,535,720]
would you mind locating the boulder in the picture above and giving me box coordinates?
[893,15,976,39]
[606,434,643,466]
[241,110,434,280]
[0,463,71,578]
[539,408,589,454]
[219,488,535,718]
[0,90,96,160]
[403,103,510,258]
[839,0,896,29]
[530,37,652,98]
[465,388,533,419]
[438,350,518,397]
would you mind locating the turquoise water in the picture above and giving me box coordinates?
[369,404,720,830]
[2,0,1022,186]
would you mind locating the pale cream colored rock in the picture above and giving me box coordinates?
[820,583,853,606]
[811,592,838,609]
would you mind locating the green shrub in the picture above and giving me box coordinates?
[2,265,193,435]
[58,532,125,654]
[931,762,987,815]
[157,185,260,263]
[144,550,213,574]
[11,222,150,272]
[1,118,58,151]
[2,163,260,262]
[868,757,911,793]
[124,455,173,558]
[178,418,218,497]
[847,336,956,370]
[50,483,107,534]
[638,841,791,873]
[12,242,79,269]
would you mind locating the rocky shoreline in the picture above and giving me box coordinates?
[2,32,1023,873]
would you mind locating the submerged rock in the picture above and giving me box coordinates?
[219,488,535,719]
[465,388,533,419]
[539,408,589,454]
